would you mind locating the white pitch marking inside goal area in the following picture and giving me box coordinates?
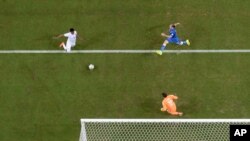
[1,50,250,54]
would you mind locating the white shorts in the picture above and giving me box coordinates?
[65,42,76,52]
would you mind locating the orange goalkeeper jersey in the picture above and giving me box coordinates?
[162,95,178,111]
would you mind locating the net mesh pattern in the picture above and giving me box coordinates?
[80,121,249,141]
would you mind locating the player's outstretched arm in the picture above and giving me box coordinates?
[161,33,170,38]
[174,23,180,26]
[53,34,64,39]
[169,94,178,100]
[169,23,180,28]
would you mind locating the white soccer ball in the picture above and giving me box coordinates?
[88,64,94,70]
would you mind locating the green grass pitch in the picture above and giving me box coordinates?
[0,0,250,140]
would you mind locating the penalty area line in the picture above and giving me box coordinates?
[0,50,250,54]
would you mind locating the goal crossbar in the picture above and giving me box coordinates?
[81,118,250,123]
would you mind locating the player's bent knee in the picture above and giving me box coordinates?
[161,108,167,112]
[163,41,169,46]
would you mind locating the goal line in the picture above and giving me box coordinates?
[81,118,250,123]
[1,49,250,54]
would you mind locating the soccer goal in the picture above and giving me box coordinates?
[79,119,250,141]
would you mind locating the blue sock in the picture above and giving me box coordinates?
[160,45,166,51]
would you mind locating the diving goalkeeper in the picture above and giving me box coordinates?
[161,92,183,116]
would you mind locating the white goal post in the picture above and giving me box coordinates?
[80,119,250,141]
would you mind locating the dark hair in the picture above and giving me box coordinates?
[70,28,75,32]
[162,92,168,98]
[171,25,176,28]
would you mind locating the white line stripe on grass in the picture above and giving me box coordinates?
[1,50,250,54]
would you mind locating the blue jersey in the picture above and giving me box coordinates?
[167,27,180,44]
[169,27,178,39]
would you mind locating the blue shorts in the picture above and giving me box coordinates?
[167,38,180,44]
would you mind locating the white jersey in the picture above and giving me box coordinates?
[64,31,77,45]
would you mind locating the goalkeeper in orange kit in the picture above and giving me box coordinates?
[161,92,183,116]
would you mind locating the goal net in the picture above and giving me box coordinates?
[79,119,250,141]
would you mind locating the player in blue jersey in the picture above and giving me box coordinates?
[156,23,190,55]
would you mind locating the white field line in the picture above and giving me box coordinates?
[81,119,250,123]
[1,50,250,54]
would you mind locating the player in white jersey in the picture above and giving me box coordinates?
[55,28,78,52]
